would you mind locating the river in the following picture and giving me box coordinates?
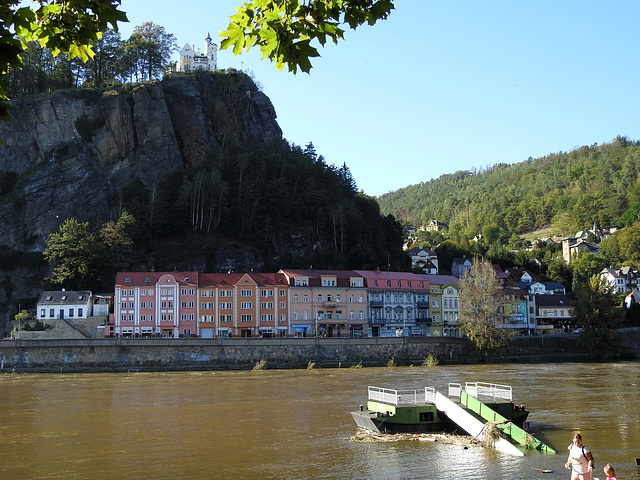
[1,362,638,480]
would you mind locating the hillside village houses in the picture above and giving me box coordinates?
[600,266,640,294]
[406,245,438,274]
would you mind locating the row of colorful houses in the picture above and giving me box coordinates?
[108,269,463,339]
[103,266,575,339]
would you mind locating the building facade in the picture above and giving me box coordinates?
[279,269,367,338]
[353,270,430,337]
[426,275,460,337]
[114,272,199,338]
[37,290,93,321]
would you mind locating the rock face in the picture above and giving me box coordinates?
[0,72,282,251]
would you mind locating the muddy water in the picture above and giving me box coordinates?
[1,362,638,480]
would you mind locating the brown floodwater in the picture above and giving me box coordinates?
[1,362,638,480]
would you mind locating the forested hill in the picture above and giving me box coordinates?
[377,137,640,241]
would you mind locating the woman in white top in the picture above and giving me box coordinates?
[565,433,594,480]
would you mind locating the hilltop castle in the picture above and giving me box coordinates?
[174,33,218,72]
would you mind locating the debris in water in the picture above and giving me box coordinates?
[349,429,480,448]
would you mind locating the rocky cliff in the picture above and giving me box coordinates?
[0,71,282,252]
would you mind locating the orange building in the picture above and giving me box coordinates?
[198,272,289,338]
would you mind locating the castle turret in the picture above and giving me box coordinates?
[205,32,218,71]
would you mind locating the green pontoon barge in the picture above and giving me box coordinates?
[351,382,556,456]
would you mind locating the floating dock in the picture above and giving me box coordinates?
[352,381,556,456]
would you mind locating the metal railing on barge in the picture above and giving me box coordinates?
[448,382,513,403]
[367,386,436,406]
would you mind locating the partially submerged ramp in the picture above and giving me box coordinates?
[435,383,556,456]
[434,391,525,456]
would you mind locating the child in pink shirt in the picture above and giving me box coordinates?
[604,463,618,480]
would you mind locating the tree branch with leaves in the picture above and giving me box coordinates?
[220,0,394,73]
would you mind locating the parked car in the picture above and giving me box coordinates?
[573,328,584,335]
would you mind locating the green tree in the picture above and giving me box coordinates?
[97,211,135,278]
[43,218,100,289]
[0,1,127,120]
[80,28,123,87]
[572,274,623,358]
[458,256,513,360]
[220,0,394,73]
[124,22,177,81]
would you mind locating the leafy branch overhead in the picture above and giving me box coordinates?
[0,1,128,121]
[219,0,394,73]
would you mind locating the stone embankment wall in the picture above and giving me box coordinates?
[0,337,469,372]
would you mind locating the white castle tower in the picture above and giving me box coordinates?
[175,33,218,72]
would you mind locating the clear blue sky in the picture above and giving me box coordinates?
[118,1,640,197]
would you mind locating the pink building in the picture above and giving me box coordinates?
[114,272,199,338]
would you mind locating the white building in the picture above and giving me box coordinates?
[600,266,640,294]
[174,33,218,72]
[37,290,93,320]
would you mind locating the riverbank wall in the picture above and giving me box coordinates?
[2,329,636,372]
[0,337,470,372]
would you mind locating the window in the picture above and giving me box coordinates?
[317,294,323,303]
[241,314,252,322]
[241,289,252,297]
[181,289,187,296]
[280,302,286,309]
[261,302,274,309]
[220,290,232,297]
[261,314,274,322]
[293,294,299,302]
[358,310,364,320]
[349,294,354,303]
[148,302,153,308]
[181,302,187,308]
[40,309,45,318]
[129,302,134,309]
[69,308,74,317]
[220,315,232,322]
[189,301,194,308]
[189,289,195,296]
[262,289,273,297]
[241,302,252,309]
[220,302,232,309]
[349,310,355,320]
[303,294,309,303]
[140,302,146,309]
[293,310,299,320]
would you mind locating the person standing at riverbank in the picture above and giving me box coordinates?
[565,433,594,480]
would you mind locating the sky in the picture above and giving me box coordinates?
[117,1,640,197]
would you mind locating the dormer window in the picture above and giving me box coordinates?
[125,278,131,283]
